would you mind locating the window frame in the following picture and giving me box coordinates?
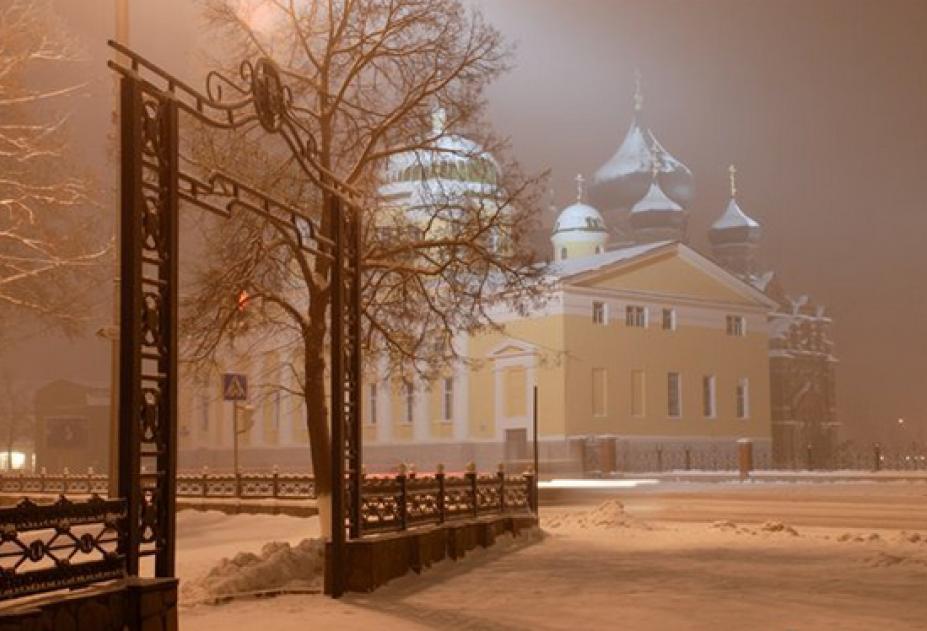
[736,378,750,419]
[726,315,746,337]
[442,376,454,421]
[667,372,682,418]
[368,382,378,425]
[702,375,716,418]
[592,301,607,325]
[625,305,647,328]
[403,381,415,424]
[662,308,676,331]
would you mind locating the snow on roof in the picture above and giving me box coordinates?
[750,270,775,293]
[548,241,672,279]
[553,202,607,234]
[712,198,760,230]
[630,180,683,214]
[592,116,691,184]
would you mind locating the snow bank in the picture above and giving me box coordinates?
[182,538,325,604]
[709,520,799,536]
[543,500,652,531]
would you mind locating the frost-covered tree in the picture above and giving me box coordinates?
[0,0,107,340]
[183,0,546,531]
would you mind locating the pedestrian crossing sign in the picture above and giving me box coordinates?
[222,373,248,401]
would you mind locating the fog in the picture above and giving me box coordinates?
[4,0,927,446]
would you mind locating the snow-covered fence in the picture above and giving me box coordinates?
[0,468,316,500]
[0,468,109,496]
[359,463,535,534]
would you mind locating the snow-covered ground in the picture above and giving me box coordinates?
[179,482,927,630]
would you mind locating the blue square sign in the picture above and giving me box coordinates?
[222,373,248,401]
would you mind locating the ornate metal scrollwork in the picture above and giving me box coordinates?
[0,496,127,600]
[250,58,287,133]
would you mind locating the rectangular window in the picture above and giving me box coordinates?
[442,377,454,420]
[726,315,746,336]
[592,301,606,325]
[662,308,676,331]
[368,383,378,425]
[667,372,681,418]
[702,375,716,418]
[592,368,607,417]
[198,395,210,433]
[631,370,646,417]
[736,378,750,419]
[625,305,647,328]
[404,381,414,424]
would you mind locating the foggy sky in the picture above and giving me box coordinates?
[5,0,926,445]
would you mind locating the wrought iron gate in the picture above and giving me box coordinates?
[109,42,362,596]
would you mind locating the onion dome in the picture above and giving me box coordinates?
[627,148,688,244]
[709,165,761,245]
[551,175,608,261]
[709,165,762,275]
[589,72,694,212]
[379,108,500,208]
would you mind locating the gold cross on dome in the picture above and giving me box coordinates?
[729,164,737,198]
[634,68,643,112]
[650,144,661,180]
[575,173,585,202]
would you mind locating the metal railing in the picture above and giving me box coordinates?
[0,467,316,500]
[360,463,535,535]
[0,495,127,600]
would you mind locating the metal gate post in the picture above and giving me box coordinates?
[117,75,179,578]
[329,192,346,598]
[117,74,143,576]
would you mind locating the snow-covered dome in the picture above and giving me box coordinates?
[709,166,761,246]
[381,109,499,198]
[589,77,694,212]
[709,198,761,245]
[709,166,762,276]
[553,202,607,234]
[551,175,608,261]
[631,180,683,215]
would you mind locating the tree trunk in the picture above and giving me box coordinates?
[304,334,332,538]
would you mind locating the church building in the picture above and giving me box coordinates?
[175,77,838,474]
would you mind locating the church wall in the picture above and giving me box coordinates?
[559,295,771,443]
[582,252,760,306]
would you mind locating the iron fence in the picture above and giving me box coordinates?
[0,464,535,536]
[0,468,315,500]
[596,444,927,474]
[0,495,126,600]
[360,464,534,535]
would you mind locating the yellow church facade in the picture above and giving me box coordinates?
[359,241,776,473]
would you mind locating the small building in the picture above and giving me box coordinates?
[33,380,110,473]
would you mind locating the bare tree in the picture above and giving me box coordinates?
[184,0,547,532]
[0,0,108,340]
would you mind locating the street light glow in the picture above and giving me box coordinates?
[539,479,660,489]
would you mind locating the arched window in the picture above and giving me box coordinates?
[560,247,568,260]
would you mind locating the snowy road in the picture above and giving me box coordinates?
[180,482,927,630]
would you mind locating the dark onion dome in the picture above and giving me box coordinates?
[628,178,687,243]
[708,165,761,246]
[709,165,762,276]
[708,197,762,245]
[589,77,694,212]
